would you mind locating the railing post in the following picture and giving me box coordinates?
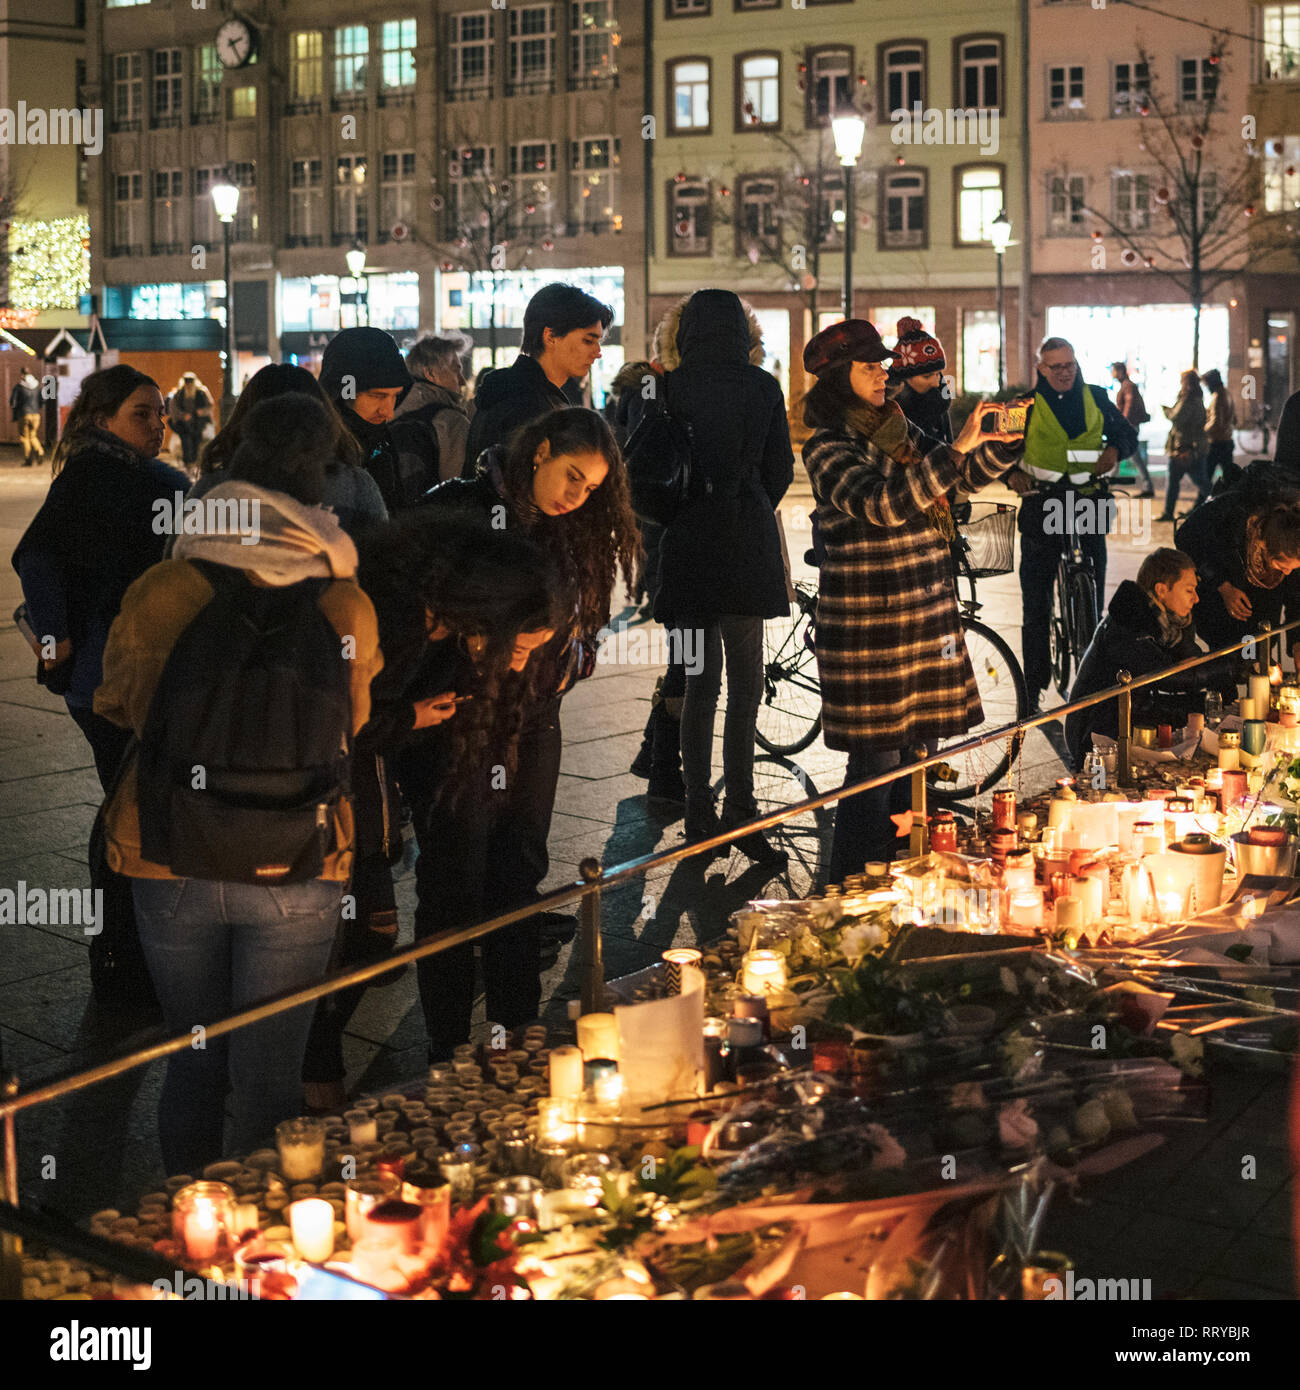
[578,858,605,1015]
[910,745,929,857]
[1,1076,21,1300]
[1116,669,1133,789]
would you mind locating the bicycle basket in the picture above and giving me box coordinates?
[960,503,1017,578]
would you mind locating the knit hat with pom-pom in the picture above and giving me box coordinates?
[890,317,946,379]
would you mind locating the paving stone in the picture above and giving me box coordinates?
[560,732,650,780]
[0,766,103,817]
[1207,1231,1296,1295]
[0,925,87,987]
[0,802,97,859]
[0,735,97,784]
[0,676,69,714]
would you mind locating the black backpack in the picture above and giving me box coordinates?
[136,561,352,884]
[622,373,701,527]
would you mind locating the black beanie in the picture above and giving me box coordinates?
[318,327,413,406]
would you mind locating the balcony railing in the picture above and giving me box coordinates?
[285,99,323,116]
[150,241,184,256]
[446,81,492,103]
[506,76,556,97]
[284,233,325,249]
[882,226,925,248]
[190,108,220,126]
[150,113,182,130]
[108,242,143,258]
[331,230,368,247]
[567,71,618,92]
[111,117,141,133]
[377,88,415,107]
[331,93,368,112]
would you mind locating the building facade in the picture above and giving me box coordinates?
[86,1,647,392]
[649,0,1027,401]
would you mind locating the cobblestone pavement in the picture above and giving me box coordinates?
[0,452,1292,1298]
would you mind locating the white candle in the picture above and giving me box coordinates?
[1186,712,1205,735]
[1002,855,1035,896]
[1249,673,1271,713]
[1069,873,1104,925]
[548,1045,585,1099]
[1240,697,1256,722]
[575,1014,619,1062]
[740,949,787,996]
[1218,745,1240,771]
[346,1113,378,1146]
[289,1198,335,1263]
[1055,897,1083,935]
[1008,889,1044,928]
[183,1203,221,1262]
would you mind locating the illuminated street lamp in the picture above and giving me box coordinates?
[831,113,866,321]
[210,179,240,419]
[990,209,1012,391]
[345,243,368,326]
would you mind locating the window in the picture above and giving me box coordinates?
[669,59,710,133]
[570,1,617,86]
[381,151,417,233]
[1047,174,1087,234]
[1198,171,1219,226]
[817,171,845,248]
[737,54,779,130]
[669,178,711,255]
[509,6,555,92]
[957,37,1001,110]
[232,162,257,243]
[449,13,493,94]
[446,147,494,233]
[228,85,256,120]
[289,159,325,245]
[289,32,323,108]
[881,167,926,248]
[882,44,924,116]
[807,47,851,126]
[380,19,417,92]
[955,165,1004,244]
[193,44,221,122]
[113,172,143,254]
[193,167,219,245]
[961,309,1000,394]
[335,154,368,243]
[151,48,183,125]
[151,170,183,251]
[1179,57,1218,108]
[1112,60,1149,116]
[1262,5,1300,81]
[1047,64,1085,116]
[509,143,557,232]
[1113,171,1151,230]
[511,141,557,174]
[334,24,369,100]
[570,136,618,229]
[737,175,779,253]
[113,52,143,129]
[1264,136,1300,211]
[667,0,710,14]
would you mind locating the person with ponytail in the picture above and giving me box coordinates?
[413,406,639,1058]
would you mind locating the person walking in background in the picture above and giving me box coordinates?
[1202,369,1238,492]
[800,320,1020,883]
[318,326,438,513]
[653,289,794,865]
[461,283,612,476]
[166,371,213,470]
[93,393,382,1168]
[10,368,44,466]
[1110,361,1153,497]
[394,334,473,483]
[189,363,388,540]
[1004,337,1137,715]
[1159,369,1209,521]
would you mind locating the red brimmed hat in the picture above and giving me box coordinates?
[802,319,897,377]
[890,317,946,379]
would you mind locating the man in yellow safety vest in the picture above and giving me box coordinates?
[1004,336,1139,714]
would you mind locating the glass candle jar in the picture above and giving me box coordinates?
[740,949,787,996]
[275,1118,326,1181]
[172,1181,236,1262]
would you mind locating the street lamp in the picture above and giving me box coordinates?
[345,243,368,326]
[210,179,240,420]
[990,208,1011,391]
[831,112,866,322]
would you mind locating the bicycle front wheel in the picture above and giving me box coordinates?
[755,583,823,756]
[1068,569,1099,659]
[928,618,1027,803]
[1050,561,1072,697]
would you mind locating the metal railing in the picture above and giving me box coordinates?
[3,617,1297,1212]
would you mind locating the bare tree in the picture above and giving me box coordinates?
[1052,34,1299,367]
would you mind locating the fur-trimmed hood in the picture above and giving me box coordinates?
[652,293,766,370]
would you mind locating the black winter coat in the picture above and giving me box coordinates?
[1065,580,1236,766]
[341,407,437,514]
[462,354,569,478]
[653,290,794,623]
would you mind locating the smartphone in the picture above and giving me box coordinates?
[980,400,1031,435]
[433,694,475,707]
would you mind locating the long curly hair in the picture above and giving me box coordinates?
[357,511,563,803]
[201,363,362,475]
[496,407,641,634]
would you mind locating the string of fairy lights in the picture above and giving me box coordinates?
[5,217,91,314]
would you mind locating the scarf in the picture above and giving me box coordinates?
[172,481,358,585]
[844,399,955,541]
[1151,593,1192,647]
[1245,514,1290,590]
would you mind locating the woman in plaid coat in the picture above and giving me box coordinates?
[800,321,1020,882]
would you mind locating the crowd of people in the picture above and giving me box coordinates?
[9,280,1292,1168]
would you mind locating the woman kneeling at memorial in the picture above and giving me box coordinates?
[1065,548,1237,769]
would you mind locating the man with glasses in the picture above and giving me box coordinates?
[1003,336,1139,714]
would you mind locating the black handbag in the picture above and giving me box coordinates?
[622,376,697,527]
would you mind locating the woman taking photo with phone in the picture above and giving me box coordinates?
[800,321,1020,884]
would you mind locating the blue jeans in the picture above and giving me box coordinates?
[133,877,342,1171]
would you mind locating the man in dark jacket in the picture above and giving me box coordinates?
[1065,548,1237,767]
[1004,336,1139,713]
[656,289,794,863]
[394,333,472,482]
[318,326,437,512]
[460,282,612,476]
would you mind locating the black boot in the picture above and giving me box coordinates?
[630,707,656,778]
[646,708,685,802]
[720,801,788,868]
[684,793,726,857]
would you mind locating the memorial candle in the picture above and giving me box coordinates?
[548,1045,585,1099]
[575,1013,620,1062]
[289,1198,335,1262]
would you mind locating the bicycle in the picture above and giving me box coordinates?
[1036,467,1112,698]
[755,505,1028,803]
[1234,405,1272,460]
